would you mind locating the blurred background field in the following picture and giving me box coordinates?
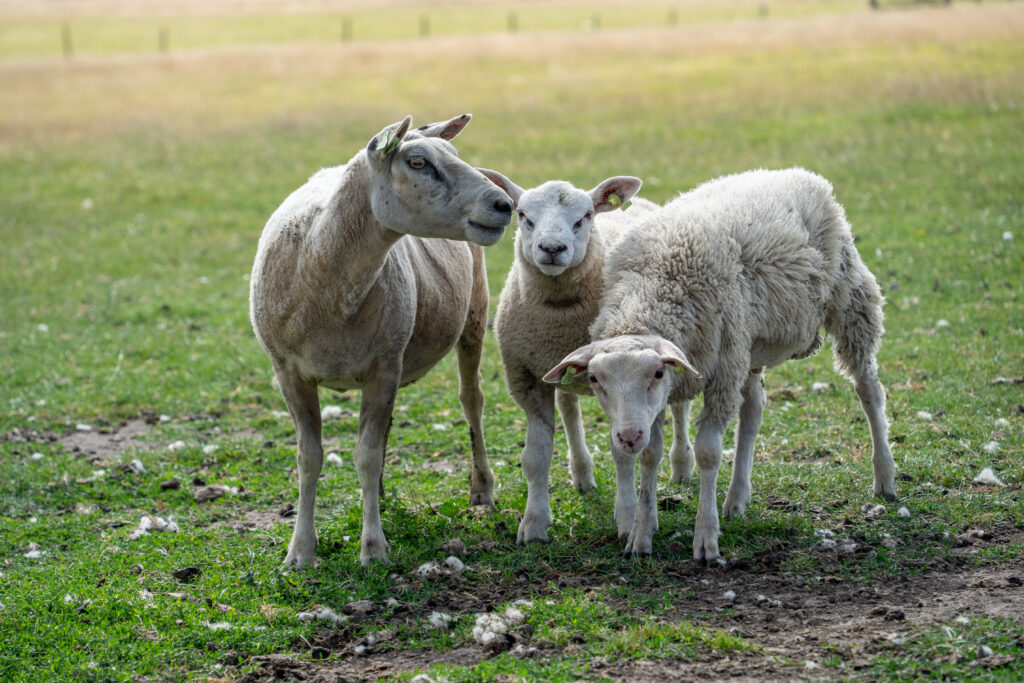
[0,1,1022,680]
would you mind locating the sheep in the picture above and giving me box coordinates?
[543,168,896,564]
[249,114,513,567]
[478,169,695,545]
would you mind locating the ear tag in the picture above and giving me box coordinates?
[382,133,400,155]
[621,200,632,211]
[674,364,687,375]
[560,366,578,385]
[607,193,622,208]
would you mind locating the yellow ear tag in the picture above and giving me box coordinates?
[560,366,578,385]
[607,193,622,208]
[674,364,687,375]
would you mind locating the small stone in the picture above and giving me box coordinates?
[75,423,93,432]
[722,590,736,601]
[193,485,228,503]
[342,599,374,616]
[442,538,465,555]
[159,479,181,490]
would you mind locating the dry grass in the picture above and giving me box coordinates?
[1,2,1021,149]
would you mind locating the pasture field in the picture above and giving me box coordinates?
[1,1,1023,680]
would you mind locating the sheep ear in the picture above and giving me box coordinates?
[415,113,472,141]
[590,176,643,214]
[656,339,700,377]
[476,168,524,207]
[543,344,598,384]
[368,116,413,158]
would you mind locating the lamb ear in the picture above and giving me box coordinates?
[476,168,524,207]
[368,116,413,158]
[415,113,472,141]
[543,343,598,384]
[656,339,700,377]
[590,176,643,214]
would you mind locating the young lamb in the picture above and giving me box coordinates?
[543,168,896,564]
[478,169,695,545]
[250,114,513,567]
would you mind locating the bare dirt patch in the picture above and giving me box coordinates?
[229,530,1024,682]
[57,418,153,463]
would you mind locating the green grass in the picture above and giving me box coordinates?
[1,1,1023,680]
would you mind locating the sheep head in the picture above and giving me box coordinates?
[366,114,513,246]
[544,335,698,454]
[477,170,641,276]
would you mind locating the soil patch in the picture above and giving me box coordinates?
[58,419,153,463]
[232,532,1024,682]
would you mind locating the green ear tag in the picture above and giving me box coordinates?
[383,134,400,155]
[560,366,578,385]
[674,364,687,375]
[621,200,632,211]
[607,193,622,208]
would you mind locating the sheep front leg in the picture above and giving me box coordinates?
[277,371,323,568]
[610,439,639,542]
[693,417,726,565]
[517,381,557,544]
[722,371,765,518]
[668,400,694,483]
[456,309,495,506]
[556,390,597,492]
[624,414,664,556]
[355,374,400,565]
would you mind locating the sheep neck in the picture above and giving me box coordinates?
[519,230,607,308]
[305,155,405,316]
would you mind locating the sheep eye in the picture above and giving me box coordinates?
[408,157,427,170]
[654,369,664,380]
[518,212,533,229]
[588,373,598,383]
[573,218,584,231]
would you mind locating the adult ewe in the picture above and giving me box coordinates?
[544,168,896,564]
[479,170,695,545]
[250,114,513,566]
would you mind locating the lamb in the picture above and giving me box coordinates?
[543,168,896,564]
[478,169,695,545]
[249,114,513,567]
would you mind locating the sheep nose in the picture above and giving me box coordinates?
[539,242,567,255]
[493,197,513,214]
[616,428,644,451]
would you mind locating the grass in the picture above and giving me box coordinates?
[1,1,1023,680]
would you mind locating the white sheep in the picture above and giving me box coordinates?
[543,168,896,563]
[250,114,513,566]
[479,170,695,545]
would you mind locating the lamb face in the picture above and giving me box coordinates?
[514,181,597,276]
[366,115,513,246]
[544,335,698,454]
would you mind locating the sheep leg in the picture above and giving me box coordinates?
[456,308,495,507]
[693,417,726,565]
[354,374,400,565]
[855,365,897,500]
[556,390,597,492]
[610,440,639,542]
[624,414,664,556]
[517,381,556,544]
[278,370,323,568]
[722,370,765,518]
[668,400,694,483]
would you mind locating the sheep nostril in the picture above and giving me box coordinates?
[494,197,512,214]
[541,242,567,255]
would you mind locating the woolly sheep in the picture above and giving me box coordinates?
[479,170,695,544]
[544,168,896,563]
[250,114,513,566]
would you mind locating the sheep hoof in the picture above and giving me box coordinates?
[573,479,598,494]
[516,520,551,546]
[874,487,897,502]
[470,490,495,507]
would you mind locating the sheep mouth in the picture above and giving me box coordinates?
[466,220,507,246]
[468,220,506,233]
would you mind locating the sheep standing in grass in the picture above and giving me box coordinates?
[544,168,896,564]
[479,170,695,545]
[250,114,513,566]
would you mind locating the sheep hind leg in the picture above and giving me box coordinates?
[276,369,323,569]
[668,400,694,483]
[855,365,896,500]
[830,277,896,501]
[722,370,765,519]
[556,390,596,492]
[354,374,401,565]
[456,290,494,507]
